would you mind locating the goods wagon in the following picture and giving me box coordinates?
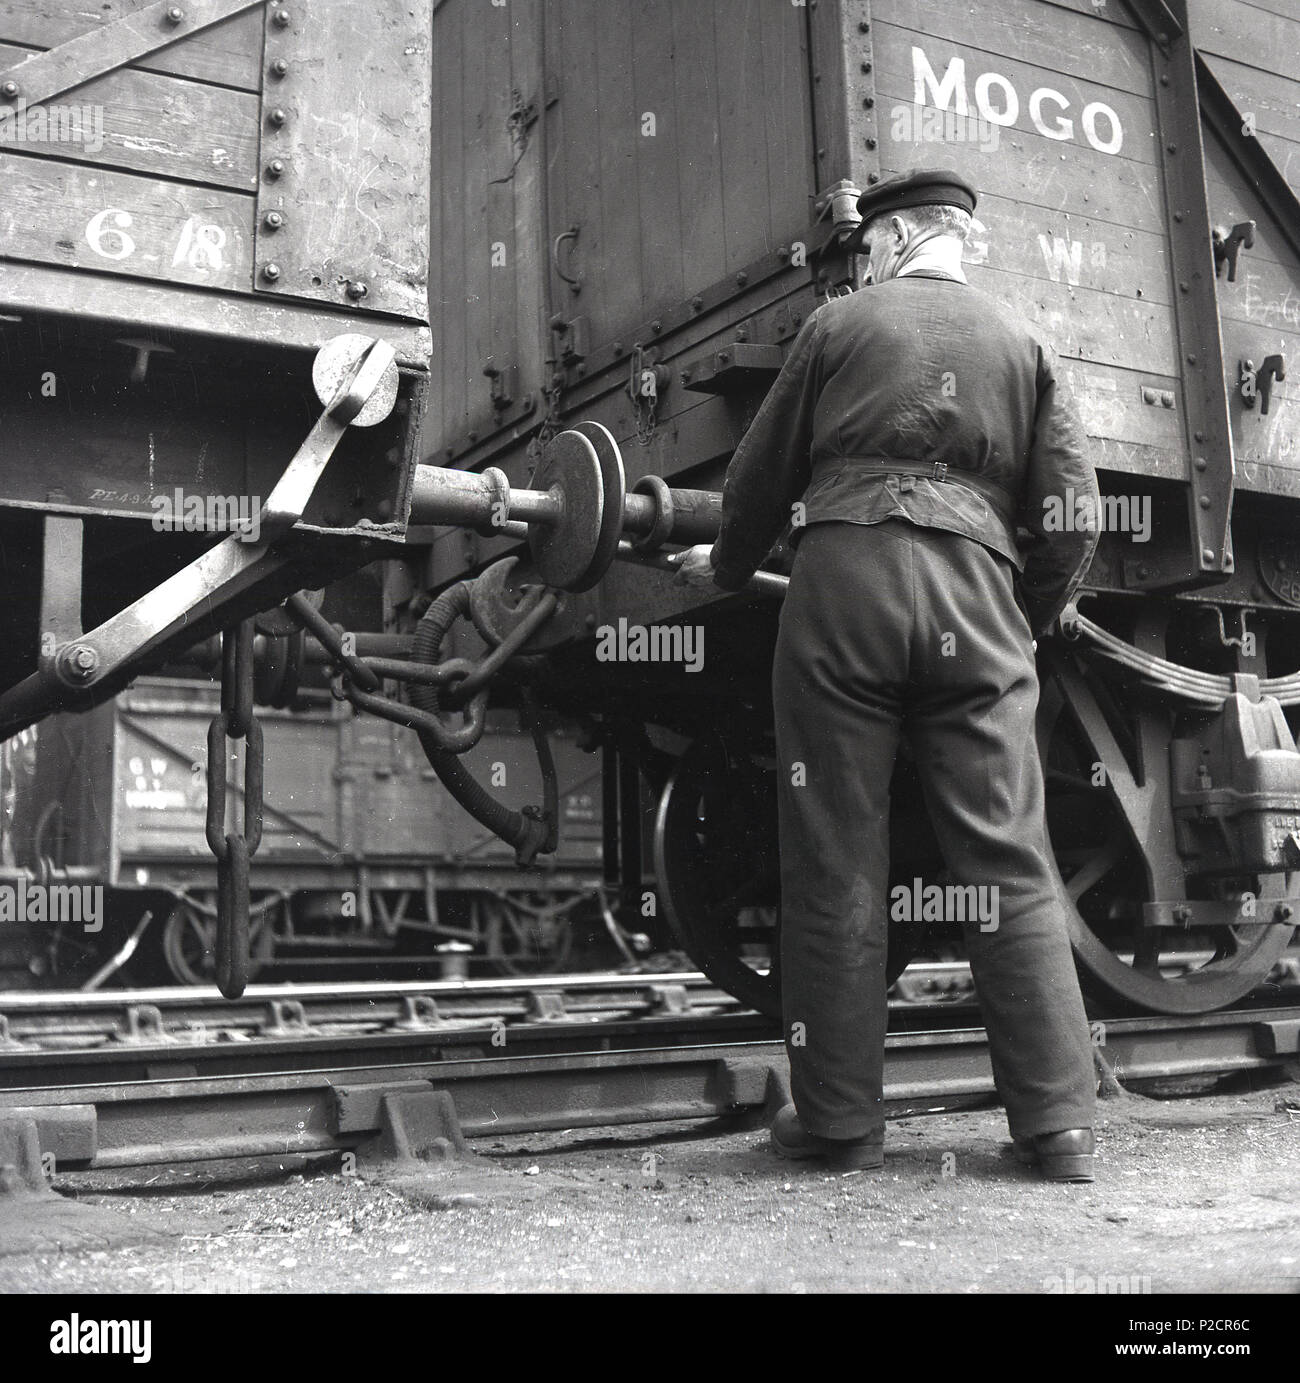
[0,0,434,730]
[1,676,603,987]
[391,0,1300,1017]
[4,0,1300,1022]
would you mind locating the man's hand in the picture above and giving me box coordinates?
[672,544,721,589]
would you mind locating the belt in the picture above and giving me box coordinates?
[831,456,1020,525]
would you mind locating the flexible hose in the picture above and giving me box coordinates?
[410,584,550,863]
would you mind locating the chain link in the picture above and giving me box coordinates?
[629,345,658,447]
[206,619,263,998]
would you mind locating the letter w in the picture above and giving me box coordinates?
[1038,235,1083,286]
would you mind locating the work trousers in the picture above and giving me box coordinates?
[773,520,1096,1144]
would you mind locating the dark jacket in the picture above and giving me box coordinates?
[710,271,1099,636]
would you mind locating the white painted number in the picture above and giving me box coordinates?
[84,207,135,261]
[172,216,227,272]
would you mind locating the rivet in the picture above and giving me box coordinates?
[273,7,291,26]
[1187,354,1197,365]
[271,58,289,77]
[1194,456,1207,471]
[1202,548,1216,564]
[1199,494,1211,508]
[467,431,478,443]
[651,318,662,332]
[1,81,19,100]
[263,211,284,230]
[867,172,880,184]
[166,5,185,23]
[268,108,288,127]
[862,97,874,109]
[1160,74,1170,86]
[861,62,872,74]
[1179,281,1189,292]
[858,20,870,31]
[1194,431,1205,442]
[776,248,789,262]
[735,272,747,287]
[691,296,704,310]
[1167,143,1177,154]
[262,262,281,281]
[346,281,369,300]
[1173,212,1183,223]
[817,146,826,160]
[613,340,624,354]
[866,137,878,149]
[266,158,285,178]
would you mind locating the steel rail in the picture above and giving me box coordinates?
[1,1006,1295,1172]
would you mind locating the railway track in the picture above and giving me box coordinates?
[0,971,1295,1174]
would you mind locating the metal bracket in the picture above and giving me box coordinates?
[1213,221,1256,282]
[0,0,263,109]
[681,342,783,395]
[550,314,589,368]
[483,357,518,411]
[1239,354,1286,415]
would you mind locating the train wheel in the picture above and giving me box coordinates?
[481,892,577,975]
[653,737,921,1019]
[1038,659,1297,1015]
[160,893,278,987]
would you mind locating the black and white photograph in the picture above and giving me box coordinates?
[0,0,1297,1339]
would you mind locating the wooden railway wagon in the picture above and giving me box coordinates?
[1,676,603,987]
[394,0,1300,1018]
[0,0,434,731]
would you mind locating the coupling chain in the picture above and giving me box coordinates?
[205,619,264,999]
[283,582,559,753]
[629,344,658,447]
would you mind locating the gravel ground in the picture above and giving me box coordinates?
[2,1077,1298,1295]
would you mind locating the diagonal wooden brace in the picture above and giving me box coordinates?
[0,0,265,109]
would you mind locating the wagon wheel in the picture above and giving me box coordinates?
[480,891,577,976]
[1037,666,1297,1015]
[160,892,278,987]
[653,737,922,1019]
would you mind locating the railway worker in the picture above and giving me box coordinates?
[676,168,1100,1181]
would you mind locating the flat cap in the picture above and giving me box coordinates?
[849,168,977,246]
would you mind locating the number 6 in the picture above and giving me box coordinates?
[85,208,136,261]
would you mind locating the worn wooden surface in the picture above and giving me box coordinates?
[429,0,814,452]
[0,0,263,109]
[1188,0,1300,197]
[0,37,259,189]
[0,150,253,289]
[0,0,264,91]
